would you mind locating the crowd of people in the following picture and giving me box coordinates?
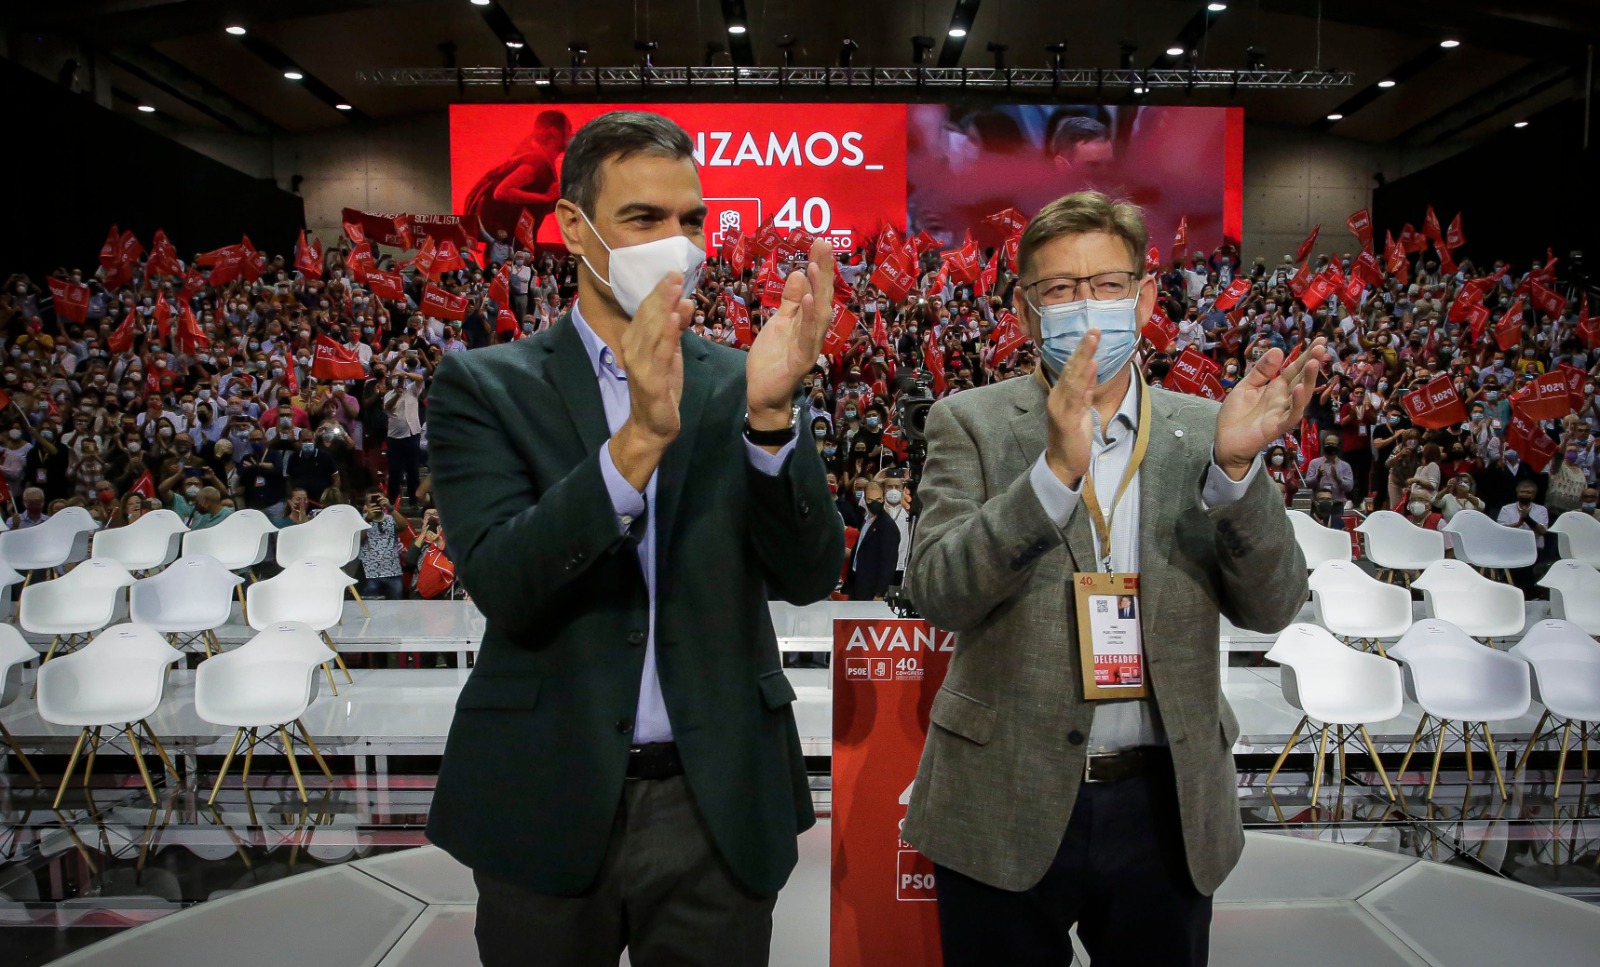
[4,212,1595,602]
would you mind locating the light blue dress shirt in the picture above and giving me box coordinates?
[573,302,795,744]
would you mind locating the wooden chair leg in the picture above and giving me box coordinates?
[1464,721,1476,782]
[295,721,334,781]
[241,728,258,786]
[81,726,102,790]
[52,729,90,809]
[1360,725,1396,800]
[1556,720,1574,800]
[321,631,353,685]
[1397,714,1431,780]
[124,724,159,805]
[1482,724,1508,800]
[279,726,308,802]
[1427,719,1449,801]
[1515,709,1553,778]
[141,721,176,779]
[1310,725,1331,811]
[208,728,247,805]
[1266,716,1308,786]
[349,585,370,619]
[0,720,42,786]
[237,584,248,625]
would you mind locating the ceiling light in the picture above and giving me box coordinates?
[335,102,353,110]
[1439,39,1460,48]
[1377,79,1396,88]
[1207,2,1228,10]
[1132,85,1147,95]
[137,104,156,113]
[1514,120,1529,128]
[1326,113,1343,121]
[470,0,491,5]
[1166,46,1185,56]
[225,25,247,36]
[504,36,524,49]
[283,70,304,80]
[948,27,968,38]
[728,23,747,35]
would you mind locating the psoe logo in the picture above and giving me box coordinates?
[704,198,762,249]
[896,850,938,901]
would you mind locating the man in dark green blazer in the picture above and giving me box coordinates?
[425,111,844,966]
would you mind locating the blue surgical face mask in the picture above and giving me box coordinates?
[1031,295,1141,384]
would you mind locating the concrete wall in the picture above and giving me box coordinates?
[176,113,1466,257]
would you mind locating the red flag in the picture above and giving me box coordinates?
[346,241,376,282]
[991,311,1029,364]
[1002,233,1021,274]
[749,220,781,262]
[1163,347,1220,397]
[1300,273,1337,311]
[432,240,468,277]
[924,330,947,395]
[1214,277,1252,311]
[99,224,121,270]
[281,354,299,396]
[1577,295,1599,349]
[758,253,786,308]
[405,237,438,277]
[777,230,817,264]
[496,308,519,336]
[718,226,743,266]
[871,310,889,349]
[975,257,998,297]
[152,293,172,342]
[1531,251,1560,286]
[295,229,324,280]
[1495,299,1527,350]
[1423,206,1443,245]
[1445,213,1465,251]
[1530,281,1568,319]
[832,268,856,307]
[1351,250,1384,288]
[1295,225,1321,264]
[238,236,267,283]
[343,218,367,245]
[1506,411,1559,472]
[200,243,243,286]
[823,302,858,357]
[1141,307,1179,352]
[1436,244,1458,277]
[1385,235,1410,284]
[128,470,156,500]
[1510,371,1575,422]
[983,206,1028,238]
[942,232,982,286]
[420,282,467,320]
[311,335,368,380]
[514,209,536,252]
[1556,362,1588,411]
[366,269,404,302]
[177,301,208,354]
[1145,244,1162,275]
[724,294,753,348]
[46,277,90,323]
[1172,216,1188,257]
[912,230,941,256]
[727,231,752,272]
[1346,209,1373,250]
[147,229,182,277]
[1341,275,1366,309]
[869,246,917,304]
[488,266,510,307]
[1466,302,1491,343]
[1288,261,1313,298]
[108,308,139,354]
[1399,223,1427,255]
[1401,374,1468,429]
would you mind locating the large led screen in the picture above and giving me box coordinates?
[451,102,1242,259]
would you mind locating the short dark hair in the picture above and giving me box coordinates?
[560,110,696,216]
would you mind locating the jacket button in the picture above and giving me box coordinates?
[627,630,645,646]
[799,500,811,518]
[615,718,633,734]
[1032,539,1048,553]
[1068,730,1085,745]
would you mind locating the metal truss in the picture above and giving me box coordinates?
[358,66,1353,92]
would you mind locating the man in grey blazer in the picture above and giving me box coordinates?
[903,192,1328,966]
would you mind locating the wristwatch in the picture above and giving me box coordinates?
[743,406,799,446]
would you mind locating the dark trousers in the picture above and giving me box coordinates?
[934,753,1212,967]
[473,774,776,967]
[362,575,403,600]
[386,434,422,501]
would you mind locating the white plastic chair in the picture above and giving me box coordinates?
[0,624,41,785]
[1537,560,1600,636]
[1307,560,1414,656]
[274,505,371,617]
[181,509,278,621]
[128,554,245,657]
[0,556,23,617]
[1510,619,1600,798]
[1389,618,1533,800]
[1411,559,1526,642]
[195,622,336,804]
[245,559,358,694]
[35,623,183,808]
[1356,510,1447,584]
[1265,623,1403,803]
[90,509,187,574]
[0,506,99,576]
[1441,509,1538,579]
[19,559,137,667]
[1288,509,1352,568]
[1548,511,1600,569]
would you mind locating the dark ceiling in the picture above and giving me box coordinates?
[4,0,1596,147]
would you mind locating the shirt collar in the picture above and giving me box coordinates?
[570,300,626,381]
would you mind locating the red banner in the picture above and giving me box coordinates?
[1214,277,1251,311]
[1466,302,1491,344]
[724,293,753,347]
[295,229,324,280]
[108,309,139,354]
[1145,243,1162,275]
[982,206,1028,238]
[912,230,941,256]
[1141,308,1178,352]
[152,293,172,343]
[1510,371,1575,422]
[46,277,89,323]
[311,335,367,381]
[1506,411,1558,473]
[420,282,468,320]
[1496,298,1527,351]
[346,241,376,282]
[177,301,208,354]
[749,220,781,262]
[941,232,982,286]
[1172,216,1188,257]
[1530,281,1568,320]
[514,208,536,252]
[1300,272,1336,311]
[366,269,404,302]
[1352,250,1384,288]
[147,229,183,278]
[1445,213,1465,251]
[1399,223,1427,255]
[777,229,818,264]
[1002,234,1020,274]
[340,207,468,249]
[824,302,860,357]
[1423,206,1443,244]
[1401,374,1468,429]
[990,311,1029,364]
[1577,295,1599,349]
[128,470,156,500]
[1295,224,1321,263]
[1556,362,1588,411]
[831,618,953,967]
[1346,209,1373,250]
[433,239,469,275]
[496,308,519,335]
[758,253,786,309]
[924,331,946,395]
[488,265,510,306]
[1288,261,1313,298]
[870,247,917,304]
[1164,346,1224,399]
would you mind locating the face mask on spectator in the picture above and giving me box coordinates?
[1316,500,1341,520]
[185,486,200,499]
[823,445,837,457]
[1270,454,1285,466]
[1408,501,1428,516]
[1486,392,1499,401]
[886,488,903,506]
[864,416,881,430]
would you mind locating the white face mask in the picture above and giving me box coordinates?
[577,207,705,318]
[1409,501,1428,516]
[886,488,903,506]
[1270,454,1285,466]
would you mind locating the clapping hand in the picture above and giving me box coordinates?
[746,238,836,431]
[1214,338,1332,480]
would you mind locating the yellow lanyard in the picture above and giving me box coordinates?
[1080,379,1152,573]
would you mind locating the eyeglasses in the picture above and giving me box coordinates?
[1024,271,1141,305]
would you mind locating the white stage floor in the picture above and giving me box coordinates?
[36,827,1600,967]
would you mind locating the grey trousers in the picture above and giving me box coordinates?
[473,775,777,967]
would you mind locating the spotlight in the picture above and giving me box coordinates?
[335,103,353,110]
[1514,120,1529,128]
[912,35,936,65]
[470,0,490,5]
[948,27,968,38]
[1439,39,1460,48]
[224,25,247,36]
[728,20,747,35]
[1166,46,1185,56]
[1326,113,1343,121]
[1207,2,1228,10]
[1377,79,1396,88]
[504,34,524,49]
[284,70,304,80]
[1132,85,1147,95]
[137,104,156,113]
[839,39,859,68]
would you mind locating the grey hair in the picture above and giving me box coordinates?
[560,110,696,216]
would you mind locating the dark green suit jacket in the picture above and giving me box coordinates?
[423,313,844,897]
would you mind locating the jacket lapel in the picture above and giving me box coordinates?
[1010,375,1096,573]
[540,314,611,455]
[1138,388,1192,624]
[651,333,712,572]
